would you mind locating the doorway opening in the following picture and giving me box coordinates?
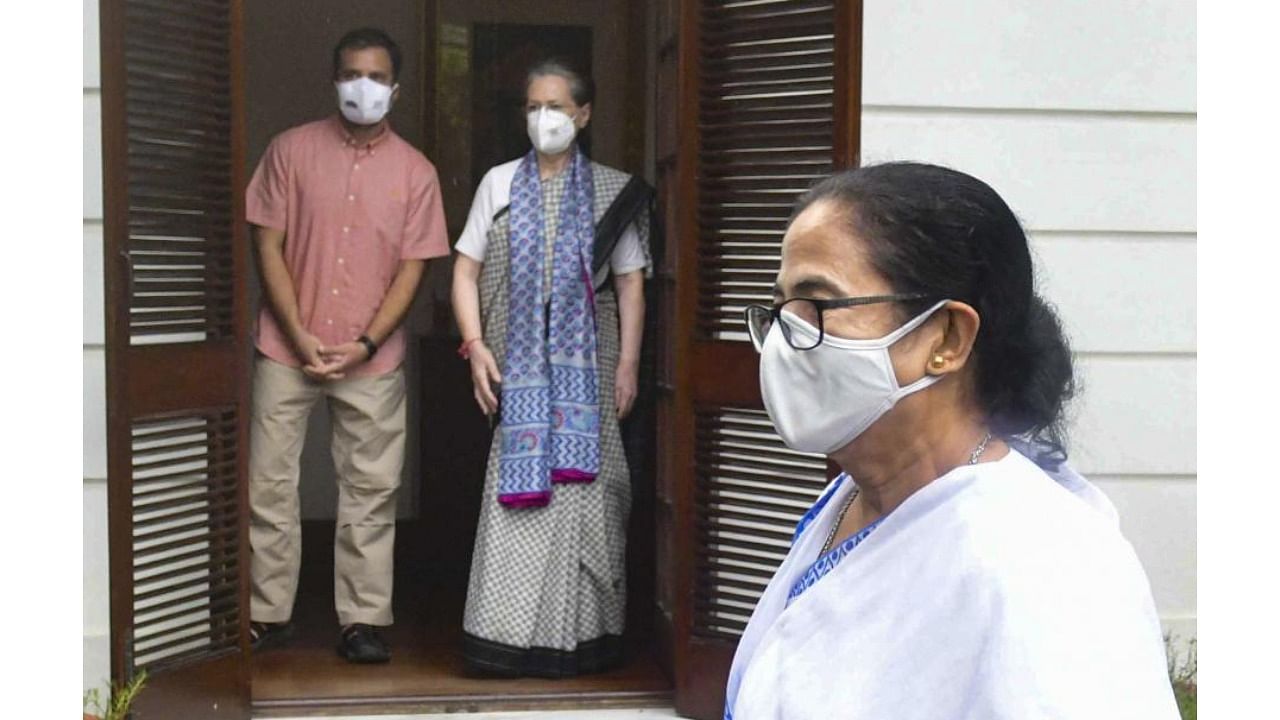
[243,0,667,714]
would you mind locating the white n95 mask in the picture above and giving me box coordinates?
[760,300,950,454]
[527,107,578,155]
[336,77,396,125]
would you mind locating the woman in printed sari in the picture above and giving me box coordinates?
[727,163,1179,718]
[450,59,651,677]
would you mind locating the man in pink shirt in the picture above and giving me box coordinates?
[244,27,449,663]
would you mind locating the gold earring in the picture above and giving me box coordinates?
[929,354,946,371]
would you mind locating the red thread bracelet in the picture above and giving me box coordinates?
[458,337,482,359]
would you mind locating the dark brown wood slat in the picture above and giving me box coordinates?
[701,125,833,149]
[701,14,833,46]
[134,596,237,632]
[124,51,230,91]
[133,565,239,605]
[699,458,827,484]
[132,584,237,620]
[704,50,832,76]
[132,281,230,295]
[699,99,834,123]
[696,519,793,546]
[132,513,230,545]
[125,45,231,83]
[127,61,231,95]
[125,8,229,51]
[133,622,239,661]
[132,550,238,590]
[694,558,777,582]
[700,546,790,570]
[133,484,235,515]
[134,544,234,576]
[135,607,241,643]
[129,105,231,135]
[129,306,232,323]
[133,471,237,504]
[127,137,233,166]
[701,37,834,65]
[129,237,222,253]
[133,552,239,592]
[701,0,830,22]
[692,617,747,637]
[134,625,237,662]
[128,322,212,337]
[132,495,238,532]
[133,526,239,561]
[131,295,227,310]
[127,166,233,190]
[125,89,232,121]
[701,77,835,101]
[696,491,812,518]
[124,120,231,149]
[703,63,833,90]
[130,311,215,327]
[128,0,229,25]
[694,571,772,594]
[692,583,767,607]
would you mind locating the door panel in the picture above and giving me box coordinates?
[660,2,863,718]
[100,0,251,717]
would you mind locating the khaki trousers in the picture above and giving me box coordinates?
[248,357,405,627]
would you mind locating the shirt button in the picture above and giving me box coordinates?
[353,163,360,170]
[347,194,355,201]
[337,257,345,264]
[332,289,339,295]
[342,226,350,233]
[326,319,333,325]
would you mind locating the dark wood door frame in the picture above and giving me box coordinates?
[101,0,252,717]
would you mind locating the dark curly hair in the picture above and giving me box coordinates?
[793,162,1076,469]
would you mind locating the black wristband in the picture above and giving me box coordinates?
[357,335,378,359]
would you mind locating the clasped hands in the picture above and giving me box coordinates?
[294,332,370,381]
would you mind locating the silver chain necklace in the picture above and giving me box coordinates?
[819,431,993,555]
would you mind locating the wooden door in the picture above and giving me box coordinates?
[656,1,863,717]
[100,0,251,717]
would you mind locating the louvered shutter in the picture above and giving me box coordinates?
[660,2,862,718]
[100,0,251,717]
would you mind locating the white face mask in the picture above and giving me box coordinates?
[759,300,950,454]
[526,107,578,155]
[335,77,396,125]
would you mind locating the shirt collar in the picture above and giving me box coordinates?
[330,114,392,151]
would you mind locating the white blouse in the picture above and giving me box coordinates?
[454,158,648,275]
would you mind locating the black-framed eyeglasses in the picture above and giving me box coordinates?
[743,293,931,352]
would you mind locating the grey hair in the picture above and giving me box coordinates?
[524,58,595,107]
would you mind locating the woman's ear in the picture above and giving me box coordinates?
[576,102,592,128]
[925,301,981,375]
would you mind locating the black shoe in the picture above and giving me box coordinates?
[249,621,293,652]
[338,623,390,664]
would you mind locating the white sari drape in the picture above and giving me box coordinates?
[725,448,1179,720]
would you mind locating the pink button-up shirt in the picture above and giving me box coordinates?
[246,116,448,376]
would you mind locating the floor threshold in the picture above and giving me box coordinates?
[252,689,674,717]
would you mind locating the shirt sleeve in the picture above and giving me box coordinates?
[609,221,649,275]
[245,136,290,231]
[455,169,497,262]
[401,160,450,260]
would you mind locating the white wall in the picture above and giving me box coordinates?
[83,0,111,693]
[862,0,1196,644]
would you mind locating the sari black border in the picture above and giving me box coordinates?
[462,632,625,679]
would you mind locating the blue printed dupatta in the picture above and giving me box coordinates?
[497,149,601,508]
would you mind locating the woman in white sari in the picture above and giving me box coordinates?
[728,162,1179,718]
